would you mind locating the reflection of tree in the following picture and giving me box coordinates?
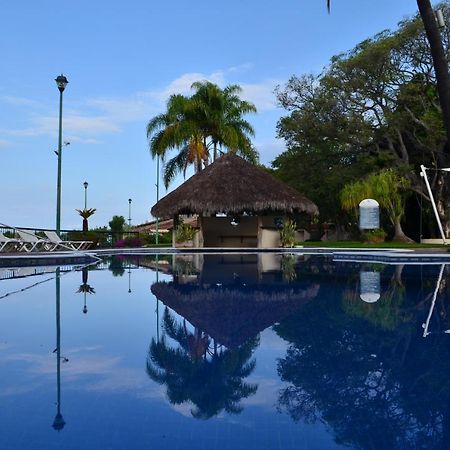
[343,265,410,330]
[147,308,258,419]
[281,254,297,282]
[275,265,450,449]
[108,256,125,277]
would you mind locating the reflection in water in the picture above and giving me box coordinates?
[147,308,258,419]
[149,254,320,419]
[359,270,380,303]
[275,261,450,449]
[52,268,65,431]
[3,254,450,448]
[77,267,95,314]
[422,264,445,338]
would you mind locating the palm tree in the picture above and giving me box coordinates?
[147,82,258,187]
[75,208,96,232]
[327,0,450,153]
[190,81,258,161]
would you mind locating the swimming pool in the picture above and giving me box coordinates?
[0,253,449,449]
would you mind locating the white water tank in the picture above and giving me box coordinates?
[359,199,380,229]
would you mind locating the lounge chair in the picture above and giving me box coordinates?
[43,231,92,251]
[0,232,22,252]
[16,230,57,252]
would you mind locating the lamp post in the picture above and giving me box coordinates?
[128,198,132,227]
[55,74,68,235]
[155,155,160,245]
[83,181,88,210]
[420,165,448,244]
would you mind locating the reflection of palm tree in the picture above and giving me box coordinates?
[146,308,258,419]
[76,268,95,314]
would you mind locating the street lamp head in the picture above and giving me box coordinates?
[55,74,69,92]
[83,181,88,189]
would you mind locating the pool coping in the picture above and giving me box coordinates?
[1,246,449,267]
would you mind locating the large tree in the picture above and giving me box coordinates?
[147,82,258,187]
[327,0,450,154]
[276,8,450,235]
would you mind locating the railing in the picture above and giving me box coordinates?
[0,225,141,249]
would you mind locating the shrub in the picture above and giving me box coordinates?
[115,236,143,248]
[361,228,386,244]
[175,222,196,243]
[280,218,297,248]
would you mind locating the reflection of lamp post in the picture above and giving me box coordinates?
[128,263,132,294]
[55,74,68,235]
[52,268,66,431]
[156,255,160,342]
[128,198,132,227]
[83,181,88,209]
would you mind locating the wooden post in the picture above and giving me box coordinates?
[172,215,178,248]
[257,215,263,248]
[197,214,204,248]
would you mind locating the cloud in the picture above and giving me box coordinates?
[0,95,39,107]
[155,71,225,102]
[0,139,11,148]
[1,67,284,143]
[4,115,120,137]
[240,80,281,112]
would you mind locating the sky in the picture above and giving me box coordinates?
[0,0,425,230]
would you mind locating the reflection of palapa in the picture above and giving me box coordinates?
[151,282,319,348]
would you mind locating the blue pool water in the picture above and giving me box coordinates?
[0,253,449,449]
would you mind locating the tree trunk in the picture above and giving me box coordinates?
[417,0,450,153]
[82,218,88,232]
[393,216,414,242]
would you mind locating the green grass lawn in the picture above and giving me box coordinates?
[301,241,448,249]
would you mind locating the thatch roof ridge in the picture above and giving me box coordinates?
[151,153,318,218]
[151,281,319,347]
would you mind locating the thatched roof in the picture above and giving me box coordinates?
[151,153,319,218]
[151,282,319,348]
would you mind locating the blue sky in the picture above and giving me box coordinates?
[1,0,422,229]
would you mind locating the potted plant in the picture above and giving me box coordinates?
[280,218,297,248]
[361,228,387,244]
[175,222,197,247]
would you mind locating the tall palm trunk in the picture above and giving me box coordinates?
[417,0,450,155]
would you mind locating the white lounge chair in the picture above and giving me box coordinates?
[43,231,92,251]
[0,232,21,252]
[16,230,57,252]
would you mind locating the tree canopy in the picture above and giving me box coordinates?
[274,5,450,235]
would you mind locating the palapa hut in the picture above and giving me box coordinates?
[151,153,318,248]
